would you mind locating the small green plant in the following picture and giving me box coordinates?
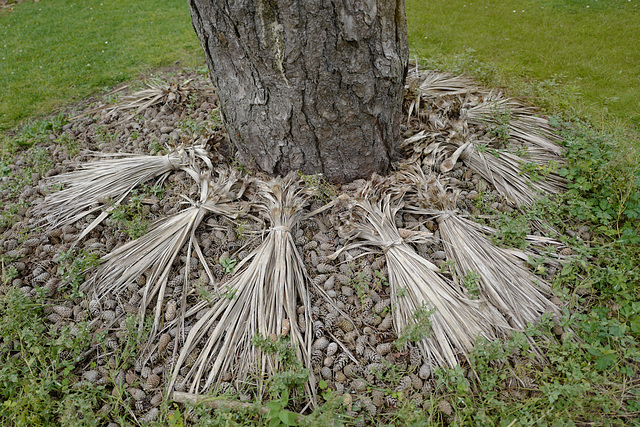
[373,269,389,290]
[149,140,164,155]
[491,212,530,249]
[252,334,309,425]
[0,289,102,425]
[230,158,247,173]
[558,122,640,240]
[220,256,238,275]
[221,284,238,300]
[140,183,165,198]
[93,125,117,146]
[9,114,68,147]
[350,271,371,309]
[461,271,481,299]
[394,303,434,349]
[0,203,24,228]
[487,105,512,146]
[106,191,150,240]
[178,118,205,135]
[519,159,559,183]
[1,264,18,285]
[195,278,215,303]
[234,220,247,241]
[54,133,81,158]
[57,248,101,299]
[297,172,335,201]
[438,259,456,275]
[264,390,300,427]
[254,339,309,398]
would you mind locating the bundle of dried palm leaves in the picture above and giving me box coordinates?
[34,145,211,241]
[335,194,511,368]
[83,168,245,337]
[77,78,213,120]
[168,174,316,403]
[401,68,566,207]
[398,168,560,331]
[437,214,560,329]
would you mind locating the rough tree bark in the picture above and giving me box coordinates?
[188,0,408,183]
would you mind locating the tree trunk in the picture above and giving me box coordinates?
[188,0,408,183]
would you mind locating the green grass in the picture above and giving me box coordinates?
[0,0,202,131]
[407,0,640,129]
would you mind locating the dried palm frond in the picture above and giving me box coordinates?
[335,195,511,368]
[114,78,194,115]
[407,68,480,98]
[400,69,566,207]
[460,140,566,206]
[465,91,563,158]
[168,174,316,403]
[83,168,245,337]
[437,214,559,330]
[77,78,212,120]
[398,169,559,330]
[35,145,211,240]
[399,129,565,207]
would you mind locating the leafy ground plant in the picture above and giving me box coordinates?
[0,289,101,425]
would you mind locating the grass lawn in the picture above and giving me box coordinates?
[406,0,640,130]
[0,0,202,131]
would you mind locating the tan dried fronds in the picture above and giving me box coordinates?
[465,91,563,158]
[334,196,511,368]
[35,145,212,240]
[437,214,559,330]
[399,129,566,207]
[398,173,562,348]
[461,141,566,206]
[82,168,245,338]
[406,68,480,99]
[168,174,317,404]
[78,78,214,120]
[401,69,567,207]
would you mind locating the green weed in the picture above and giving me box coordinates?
[57,248,101,299]
[0,289,99,425]
[394,303,434,350]
[460,271,481,299]
[486,104,512,146]
[1,264,18,285]
[350,270,371,309]
[491,212,530,249]
[297,172,335,201]
[558,122,640,240]
[220,256,238,275]
[7,114,67,148]
[107,190,150,240]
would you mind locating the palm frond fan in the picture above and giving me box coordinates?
[406,68,480,98]
[34,145,212,241]
[167,174,316,404]
[77,78,214,120]
[398,168,561,332]
[334,192,511,369]
[465,91,563,158]
[402,69,567,207]
[82,168,245,338]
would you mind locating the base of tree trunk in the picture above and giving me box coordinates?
[189,0,409,183]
